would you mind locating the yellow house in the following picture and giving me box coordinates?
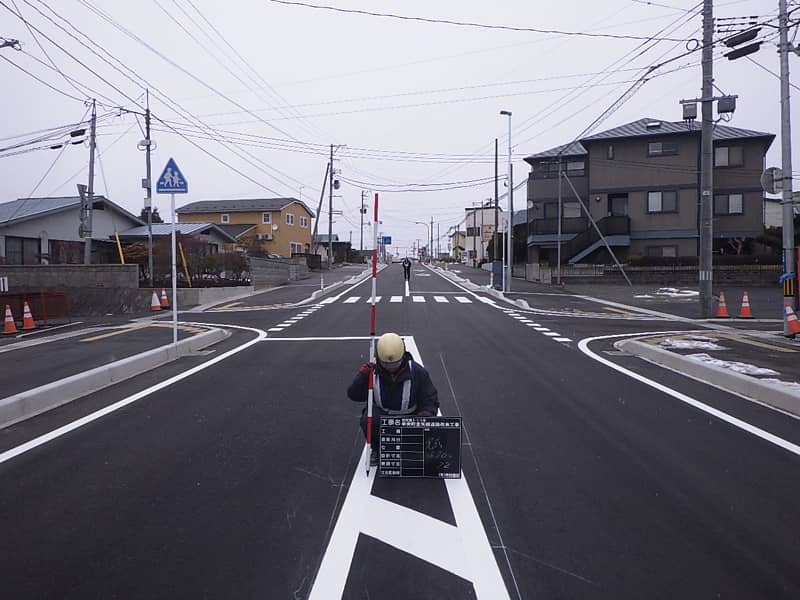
[176,197,315,256]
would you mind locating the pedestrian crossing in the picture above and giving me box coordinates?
[332,294,474,305]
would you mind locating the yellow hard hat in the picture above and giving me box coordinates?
[376,332,405,365]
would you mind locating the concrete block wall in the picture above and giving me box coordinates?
[0,264,139,290]
[249,256,309,288]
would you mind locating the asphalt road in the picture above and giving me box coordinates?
[1,263,798,599]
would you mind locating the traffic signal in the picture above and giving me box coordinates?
[724,28,761,60]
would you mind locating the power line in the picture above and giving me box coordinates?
[266,0,689,42]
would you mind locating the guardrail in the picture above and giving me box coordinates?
[0,290,71,326]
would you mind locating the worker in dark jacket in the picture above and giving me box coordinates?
[401,257,412,281]
[347,332,439,465]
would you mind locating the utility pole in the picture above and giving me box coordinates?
[494,138,499,288]
[328,144,334,269]
[437,223,440,259]
[501,110,513,292]
[144,91,154,287]
[430,216,434,264]
[84,99,97,265]
[557,159,563,285]
[779,0,797,324]
[698,0,714,317]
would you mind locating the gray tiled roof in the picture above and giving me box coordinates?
[218,223,257,238]
[580,118,773,142]
[0,195,142,226]
[176,197,315,217]
[117,222,237,242]
[525,141,587,161]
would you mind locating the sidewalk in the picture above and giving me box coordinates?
[435,264,800,419]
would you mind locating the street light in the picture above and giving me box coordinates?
[500,110,512,293]
[414,221,430,263]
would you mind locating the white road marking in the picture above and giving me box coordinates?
[434,296,449,303]
[534,327,550,332]
[268,327,284,332]
[0,324,268,465]
[309,336,510,599]
[579,333,800,457]
[542,332,560,337]
[390,296,403,303]
[455,296,471,303]
[366,296,382,303]
[320,297,337,304]
[344,296,360,304]
[554,337,573,342]
[412,296,425,303]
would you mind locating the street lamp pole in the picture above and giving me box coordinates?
[500,110,512,292]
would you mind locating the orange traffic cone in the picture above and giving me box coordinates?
[738,291,753,319]
[3,304,18,335]
[151,291,162,311]
[160,288,169,309]
[21,301,36,330]
[785,302,800,337]
[715,291,730,318]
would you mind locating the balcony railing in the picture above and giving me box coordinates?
[531,217,588,235]
[561,215,630,263]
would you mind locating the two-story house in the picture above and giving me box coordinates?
[525,118,775,265]
[176,197,315,257]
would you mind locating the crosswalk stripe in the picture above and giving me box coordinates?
[390,296,403,303]
[412,296,425,303]
[554,337,572,342]
[366,296,382,303]
[320,297,336,304]
[344,296,360,303]
[455,296,472,303]
[434,296,449,303]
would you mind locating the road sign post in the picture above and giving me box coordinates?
[156,158,188,345]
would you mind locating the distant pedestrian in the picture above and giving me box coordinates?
[402,257,411,281]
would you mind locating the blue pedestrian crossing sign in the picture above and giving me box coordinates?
[156,158,188,194]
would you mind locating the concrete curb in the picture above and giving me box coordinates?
[619,338,800,418]
[0,326,230,429]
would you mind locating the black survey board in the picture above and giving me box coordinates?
[378,416,462,478]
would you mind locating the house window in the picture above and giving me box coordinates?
[566,161,585,176]
[221,213,230,224]
[290,242,303,254]
[4,236,41,265]
[647,141,678,156]
[715,146,743,167]
[647,191,678,213]
[466,226,480,237]
[262,212,271,224]
[607,145,614,160]
[286,213,295,225]
[714,193,744,215]
[300,216,308,228]
[646,245,678,257]
[563,201,581,218]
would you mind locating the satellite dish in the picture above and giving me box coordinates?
[272,224,278,231]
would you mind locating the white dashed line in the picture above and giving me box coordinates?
[455,296,472,303]
[554,337,572,342]
[344,296,360,304]
[434,296,449,303]
[412,296,425,303]
[390,296,403,303]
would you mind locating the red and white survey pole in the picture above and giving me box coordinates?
[365,192,379,475]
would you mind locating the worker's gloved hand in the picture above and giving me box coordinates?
[359,362,374,374]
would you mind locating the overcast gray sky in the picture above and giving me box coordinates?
[0,0,792,253]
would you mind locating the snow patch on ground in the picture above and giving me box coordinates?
[659,335,728,351]
[686,353,780,376]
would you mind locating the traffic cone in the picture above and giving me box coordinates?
[21,301,36,330]
[151,291,162,311]
[785,302,800,337]
[3,304,17,335]
[160,288,169,309]
[715,291,730,318]
[738,291,754,319]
